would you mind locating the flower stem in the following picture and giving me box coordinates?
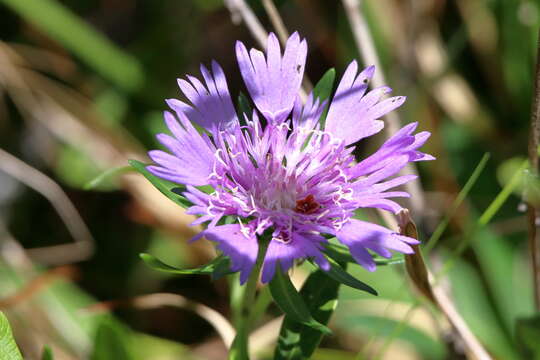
[228,236,269,360]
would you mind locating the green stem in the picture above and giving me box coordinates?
[228,237,269,360]
[247,286,273,326]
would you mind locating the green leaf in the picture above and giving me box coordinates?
[128,159,190,208]
[140,253,232,276]
[211,257,233,280]
[0,0,144,91]
[237,92,252,120]
[91,321,134,360]
[269,267,332,337]
[516,313,540,360]
[274,270,340,360]
[479,158,528,226]
[56,145,117,190]
[83,166,132,190]
[312,68,336,126]
[313,68,336,102]
[319,257,377,295]
[41,346,54,360]
[0,312,23,360]
[323,242,403,266]
[424,152,490,253]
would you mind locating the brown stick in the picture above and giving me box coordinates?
[0,266,78,309]
[0,148,95,264]
[341,0,426,217]
[398,209,493,360]
[527,28,540,310]
[83,293,235,348]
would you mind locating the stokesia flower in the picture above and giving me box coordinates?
[147,32,434,284]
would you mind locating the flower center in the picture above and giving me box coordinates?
[295,194,320,214]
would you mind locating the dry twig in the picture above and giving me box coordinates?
[261,0,289,44]
[84,293,235,348]
[527,28,540,310]
[0,266,78,309]
[341,0,426,217]
[399,209,492,360]
[0,148,95,264]
[224,0,268,48]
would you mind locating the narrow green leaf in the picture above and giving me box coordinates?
[479,158,528,226]
[424,152,490,253]
[140,253,231,276]
[269,267,332,335]
[323,242,403,266]
[128,160,190,208]
[313,68,336,102]
[211,257,233,280]
[83,166,132,190]
[41,346,54,360]
[274,270,340,360]
[312,68,336,126]
[0,312,23,360]
[237,92,252,120]
[323,243,355,263]
[0,0,144,91]
[319,258,377,295]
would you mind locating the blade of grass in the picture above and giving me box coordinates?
[424,153,491,253]
[478,159,528,226]
[83,166,132,190]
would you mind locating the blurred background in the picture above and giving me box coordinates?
[0,0,538,359]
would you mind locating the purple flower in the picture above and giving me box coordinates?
[148,32,434,284]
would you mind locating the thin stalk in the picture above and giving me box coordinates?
[228,237,269,360]
[424,153,490,253]
[528,28,540,310]
[247,286,272,326]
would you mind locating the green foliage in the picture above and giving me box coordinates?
[128,159,190,208]
[318,257,377,295]
[237,92,253,120]
[56,145,119,191]
[480,158,529,226]
[312,68,336,126]
[425,153,490,253]
[0,312,23,360]
[274,270,340,360]
[324,242,403,266]
[83,166,133,190]
[140,253,232,278]
[269,267,332,336]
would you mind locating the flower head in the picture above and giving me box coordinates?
[148,32,434,284]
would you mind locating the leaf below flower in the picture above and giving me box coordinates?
[129,159,190,208]
[140,253,232,276]
[269,267,332,335]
